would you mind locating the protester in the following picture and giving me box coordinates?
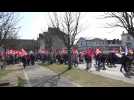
[85,52,92,71]
[63,54,68,64]
[100,54,106,70]
[120,53,131,78]
[126,52,134,76]
[1,46,133,79]
[79,53,84,64]
[26,55,31,66]
[72,54,79,68]
[22,55,27,69]
[30,54,35,65]
[96,53,102,71]
[0,56,6,69]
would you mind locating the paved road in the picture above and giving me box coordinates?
[77,59,134,84]
[23,64,80,87]
[22,60,134,87]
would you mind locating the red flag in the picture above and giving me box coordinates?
[72,48,78,55]
[15,50,19,55]
[86,48,94,57]
[9,49,13,55]
[12,49,16,55]
[6,49,15,55]
[15,50,22,57]
[6,50,9,55]
[95,48,102,55]
[21,48,28,56]
[18,51,23,57]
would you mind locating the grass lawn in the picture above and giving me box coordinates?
[0,65,25,87]
[40,63,134,87]
[17,76,26,87]
[0,70,11,79]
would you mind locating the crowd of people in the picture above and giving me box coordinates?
[36,48,134,78]
[0,48,134,78]
[82,50,134,78]
[0,54,36,69]
[21,54,35,68]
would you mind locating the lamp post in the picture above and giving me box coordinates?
[1,44,7,67]
[37,39,39,53]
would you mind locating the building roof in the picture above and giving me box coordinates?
[2,39,38,51]
[122,33,128,36]
[91,38,103,41]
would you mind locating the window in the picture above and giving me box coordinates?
[108,40,110,44]
[81,42,82,46]
[86,42,87,46]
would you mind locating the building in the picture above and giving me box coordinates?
[38,27,67,49]
[76,37,121,51]
[1,39,39,52]
[121,32,134,48]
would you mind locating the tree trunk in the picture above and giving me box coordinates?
[67,47,72,70]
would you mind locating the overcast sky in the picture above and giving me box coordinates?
[18,12,125,40]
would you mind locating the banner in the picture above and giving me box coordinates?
[62,48,67,54]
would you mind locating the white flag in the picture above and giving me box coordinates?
[125,46,128,55]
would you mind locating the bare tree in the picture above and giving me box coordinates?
[48,12,81,69]
[104,12,134,38]
[0,12,20,47]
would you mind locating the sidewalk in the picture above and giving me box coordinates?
[78,60,134,84]
[23,64,81,87]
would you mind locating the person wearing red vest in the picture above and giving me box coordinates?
[72,53,79,68]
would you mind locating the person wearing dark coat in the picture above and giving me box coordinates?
[101,54,106,70]
[94,54,99,65]
[85,53,92,71]
[96,53,102,71]
[30,54,35,65]
[22,56,27,69]
[125,53,133,76]
[56,54,60,64]
[120,53,131,78]
[26,55,31,66]
[63,54,68,64]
